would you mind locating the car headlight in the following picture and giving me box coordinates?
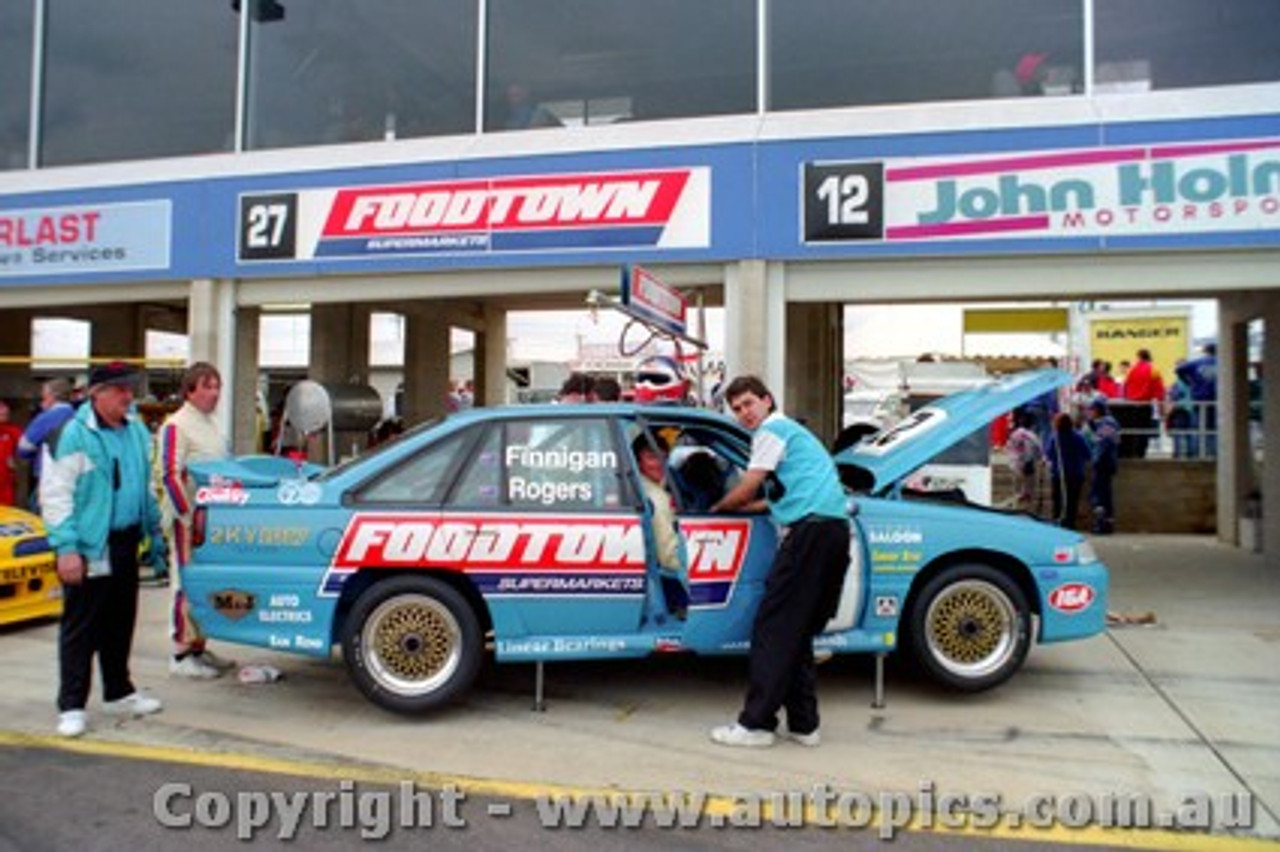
[1075,540,1098,565]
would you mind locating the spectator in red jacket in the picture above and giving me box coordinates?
[1122,349,1164,458]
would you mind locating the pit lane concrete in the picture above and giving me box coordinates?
[1,535,1276,844]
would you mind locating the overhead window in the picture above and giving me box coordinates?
[485,0,755,131]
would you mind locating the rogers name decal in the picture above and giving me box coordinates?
[1048,582,1096,613]
[303,168,709,259]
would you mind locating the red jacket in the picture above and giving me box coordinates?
[1123,360,1165,402]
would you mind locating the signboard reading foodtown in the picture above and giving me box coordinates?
[238,168,711,262]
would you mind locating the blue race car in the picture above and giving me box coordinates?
[186,369,1106,714]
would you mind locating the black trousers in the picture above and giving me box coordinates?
[58,527,142,712]
[739,517,849,735]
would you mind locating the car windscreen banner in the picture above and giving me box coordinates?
[238,167,710,262]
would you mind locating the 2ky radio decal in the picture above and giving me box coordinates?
[802,161,885,242]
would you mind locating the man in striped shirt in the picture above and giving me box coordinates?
[153,362,236,679]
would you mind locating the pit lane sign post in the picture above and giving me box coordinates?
[586,264,708,402]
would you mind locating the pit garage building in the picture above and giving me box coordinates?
[1,1,1277,559]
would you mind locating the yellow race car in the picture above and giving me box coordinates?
[0,505,61,626]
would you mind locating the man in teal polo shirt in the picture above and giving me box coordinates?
[710,375,850,748]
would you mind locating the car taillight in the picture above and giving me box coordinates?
[192,507,207,547]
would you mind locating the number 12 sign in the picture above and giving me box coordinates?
[802,162,884,242]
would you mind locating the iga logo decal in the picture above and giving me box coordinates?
[1048,583,1096,613]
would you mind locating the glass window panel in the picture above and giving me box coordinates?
[246,0,476,150]
[503,418,623,510]
[448,425,503,507]
[0,0,33,170]
[357,428,473,504]
[40,0,237,166]
[1094,0,1280,93]
[485,0,755,131]
[770,0,1083,110]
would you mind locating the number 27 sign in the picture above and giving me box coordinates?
[802,161,884,242]
[238,193,298,261]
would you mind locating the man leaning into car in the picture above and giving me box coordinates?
[709,375,849,748]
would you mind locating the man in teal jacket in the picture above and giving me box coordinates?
[41,361,168,738]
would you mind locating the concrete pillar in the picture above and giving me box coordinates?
[480,304,508,407]
[724,260,768,381]
[189,279,240,441]
[233,305,262,454]
[403,305,451,424]
[784,302,843,445]
[88,305,144,363]
[1262,301,1280,563]
[1216,311,1248,547]
[88,305,147,394]
[309,303,371,386]
[0,309,35,405]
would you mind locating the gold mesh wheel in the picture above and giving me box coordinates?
[923,579,1018,680]
[361,593,462,697]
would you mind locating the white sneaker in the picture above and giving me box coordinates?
[57,710,87,738]
[195,648,237,671]
[709,723,775,748]
[103,692,163,716]
[784,728,821,747]
[170,654,221,679]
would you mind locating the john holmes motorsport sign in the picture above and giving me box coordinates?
[802,137,1280,244]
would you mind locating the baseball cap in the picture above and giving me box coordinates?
[88,360,139,391]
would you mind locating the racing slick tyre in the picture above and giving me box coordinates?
[342,575,482,714]
[907,563,1031,692]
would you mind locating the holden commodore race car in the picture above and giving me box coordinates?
[0,505,61,626]
[185,369,1107,714]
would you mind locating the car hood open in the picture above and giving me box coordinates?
[832,368,1069,494]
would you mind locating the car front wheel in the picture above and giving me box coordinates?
[342,575,482,714]
[907,563,1030,692]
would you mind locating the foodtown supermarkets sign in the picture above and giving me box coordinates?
[238,168,711,262]
[0,200,172,277]
[802,138,1280,243]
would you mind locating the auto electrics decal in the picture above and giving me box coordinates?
[802,137,1280,243]
[682,518,751,609]
[238,167,710,263]
[319,513,646,597]
[1048,582,1096,613]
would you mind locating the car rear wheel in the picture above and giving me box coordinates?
[907,563,1030,692]
[342,575,482,714]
